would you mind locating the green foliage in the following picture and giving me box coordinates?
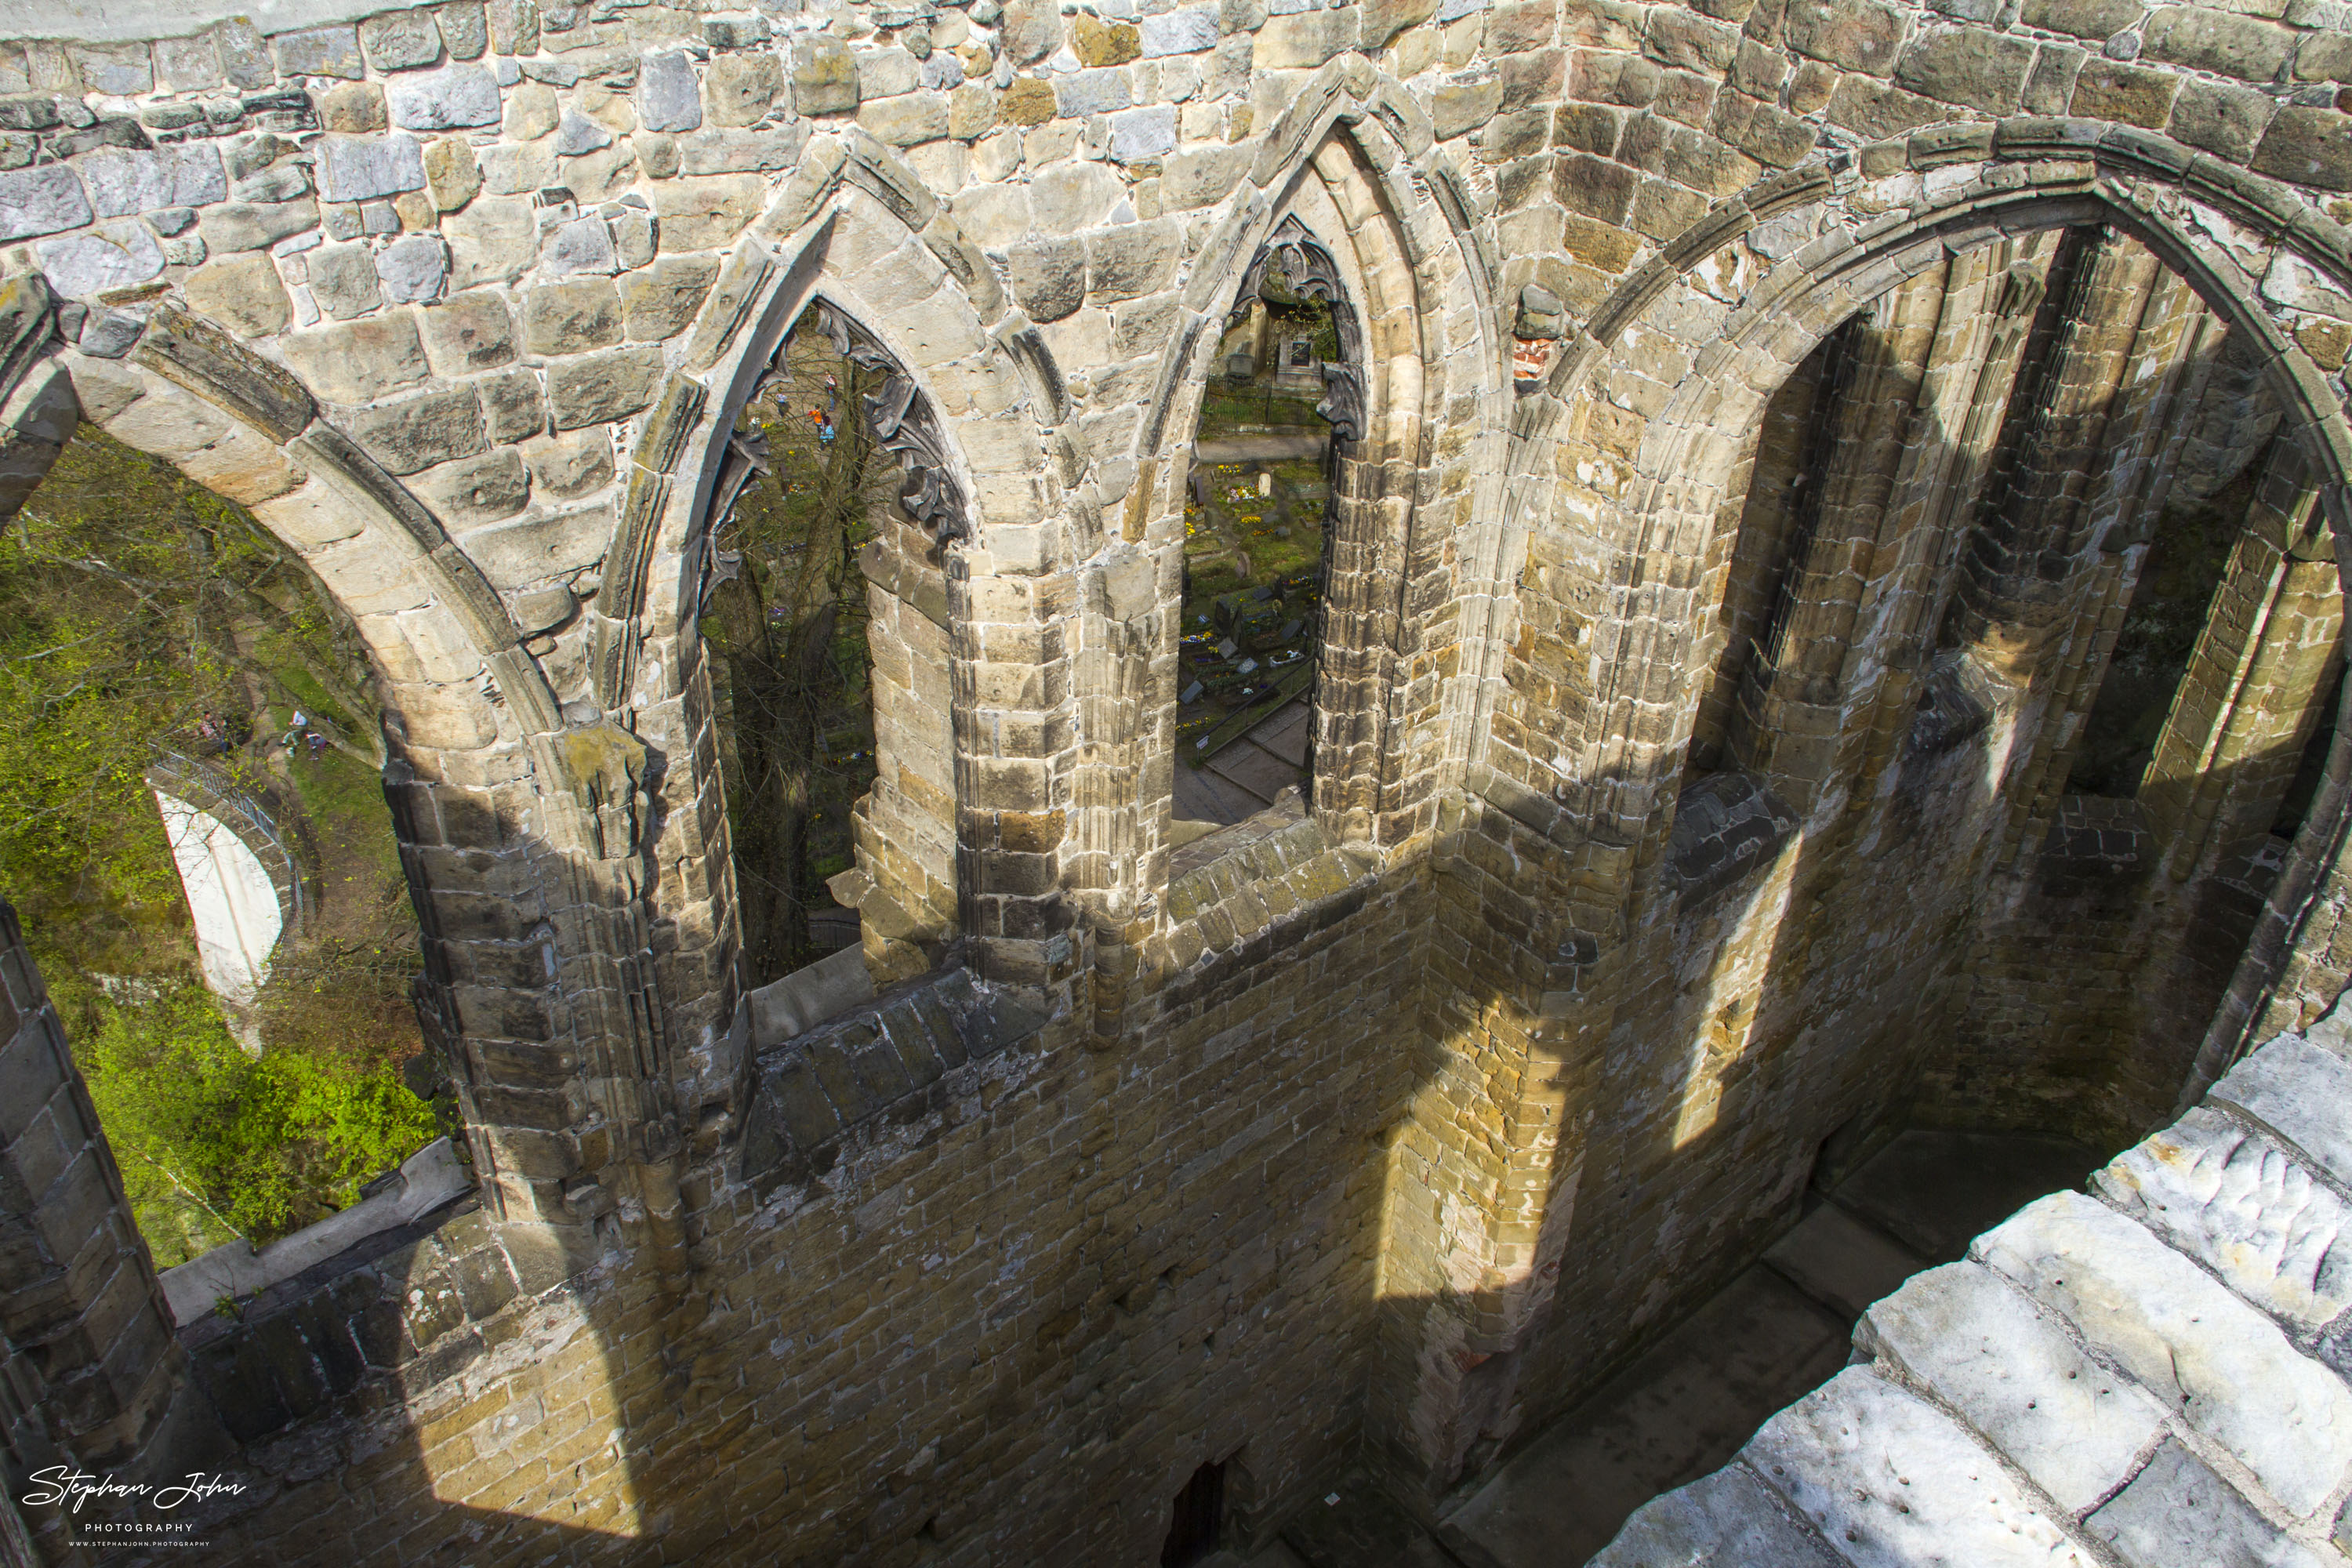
[2,423,436,1266]
[66,975,437,1266]
[0,426,379,975]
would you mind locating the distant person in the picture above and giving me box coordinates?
[281,709,308,751]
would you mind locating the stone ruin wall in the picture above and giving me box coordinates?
[3,0,2352,1559]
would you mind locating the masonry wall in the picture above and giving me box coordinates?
[5,0,2352,1559]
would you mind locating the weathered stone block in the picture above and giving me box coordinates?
[1432,78,1504,141]
[2096,1105,2352,1331]
[1859,1261,2165,1513]
[376,234,448,304]
[361,10,445,72]
[307,243,380,320]
[281,314,430,405]
[639,49,703,132]
[151,34,225,93]
[2252,108,2352,193]
[541,214,618,277]
[78,145,227,217]
[1055,68,1131,118]
[2143,7,2295,84]
[999,78,1056,127]
[420,291,517,375]
[1589,1465,1842,1566]
[418,448,529,522]
[705,52,783,127]
[1743,1367,2096,1564]
[183,253,292,338]
[2086,1441,2327,1568]
[477,370,544,443]
[1258,9,1352,67]
[345,386,485,474]
[1106,103,1177,163]
[554,110,612,157]
[479,141,557,196]
[546,345,662,428]
[504,81,558,143]
[618,256,717,340]
[795,36,859,115]
[1160,143,1250,210]
[317,134,427,203]
[1782,0,1906,74]
[38,222,164,299]
[437,2,489,60]
[274,26,365,80]
[860,92,952,147]
[1976,1191,2352,1519]
[1893,26,2034,112]
[0,165,92,242]
[320,82,388,134]
[1008,237,1086,322]
[197,198,321,254]
[1085,219,1178,300]
[421,136,481,212]
[651,174,760,251]
[387,64,503,132]
[2071,61,2180,127]
[523,430,614,497]
[2018,0,2138,39]
[524,278,625,354]
[2212,1034,2352,1189]
[443,194,535,287]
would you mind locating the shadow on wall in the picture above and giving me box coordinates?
[4,856,1473,1566]
[1370,233,2350,1508]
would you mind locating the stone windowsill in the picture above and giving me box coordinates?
[158,1135,471,1326]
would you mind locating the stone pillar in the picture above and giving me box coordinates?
[1987,264,2227,857]
[1947,228,2167,678]
[0,901,216,1515]
[2143,442,2343,880]
[1724,263,1949,808]
[831,510,963,989]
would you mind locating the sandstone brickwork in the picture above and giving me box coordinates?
[2,0,2352,1559]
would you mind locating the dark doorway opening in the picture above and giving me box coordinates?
[1160,1459,1226,1567]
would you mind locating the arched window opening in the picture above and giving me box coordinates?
[1,424,439,1268]
[698,300,964,993]
[1174,217,1363,829]
[701,317,885,986]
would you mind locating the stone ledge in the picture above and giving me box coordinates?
[160,1135,472,1324]
[1158,789,1383,984]
[735,964,1047,1197]
[1668,770,1797,907]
